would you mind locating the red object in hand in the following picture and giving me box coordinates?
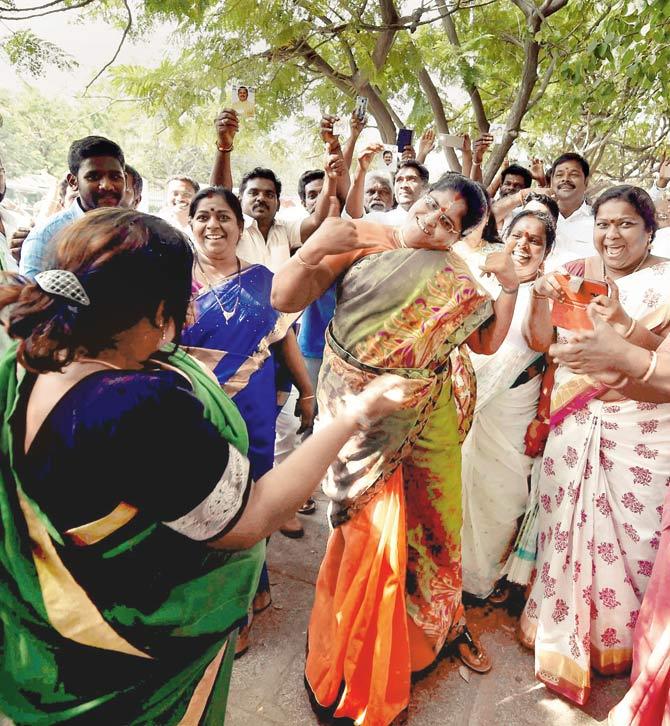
[524,418,550,458]
[551,274,608,331]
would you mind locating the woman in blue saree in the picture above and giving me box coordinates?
[181,187,314,653]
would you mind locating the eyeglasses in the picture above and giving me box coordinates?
[422,194,458,234]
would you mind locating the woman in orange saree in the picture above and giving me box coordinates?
[272,174,520,724]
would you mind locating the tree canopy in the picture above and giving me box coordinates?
[1,0,668,185]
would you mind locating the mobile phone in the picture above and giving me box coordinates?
[396,128,413,151]
[438,133,465,151]
[490,123,505,144]
[551,274,608,331]
[354,96,368,120]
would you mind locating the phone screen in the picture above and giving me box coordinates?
[355,96,368,120]
[396,128,413,151]
[439,133,465,150]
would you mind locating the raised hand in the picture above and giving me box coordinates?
[357,142,384,172]
[325,151,346,179]
[418,128,436,159]
[320,114,339,146]
[479,235,519,290]
[214,109,239,150]
[349,112,367,137]
[473,134,494,165]
[530,157,546,185]
[401,145,416,162]
[657,153,670,187]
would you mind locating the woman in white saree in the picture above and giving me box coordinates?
[461,210,555,600]
[518,185,670,706]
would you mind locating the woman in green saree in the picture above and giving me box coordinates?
[0,208,413,725]
[272,173,520,725]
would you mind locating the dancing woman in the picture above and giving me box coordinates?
[272,173,520,725]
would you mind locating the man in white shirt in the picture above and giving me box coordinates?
[157,175,199,237]
[544,152,595,270]
[237,168,303,272]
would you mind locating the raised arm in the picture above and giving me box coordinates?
[209,109,238,188]
[272,199,379,312]
[416,128,436,165]
[299,150,343,243]
[344,143,383,219]
[470,134,493,184]
[342,113,366,173]
[465,237,519,354]
[320,114,350,208]
[209,374,423,549]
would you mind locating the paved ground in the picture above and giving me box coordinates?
[227,491,629,725]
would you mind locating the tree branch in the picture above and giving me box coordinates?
[83,0,132,95]
[372,0,400,70]
[436,0,489,132]
[0,0,96,21]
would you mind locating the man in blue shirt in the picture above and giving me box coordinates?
[20,136,126,278]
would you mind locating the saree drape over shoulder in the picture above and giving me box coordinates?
[182,264,298,479]
[461,283,544,598]
[519,260,670,706]
[0,346,264,725]
[305,222,492,726]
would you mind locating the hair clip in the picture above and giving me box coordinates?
[35,270,90,306]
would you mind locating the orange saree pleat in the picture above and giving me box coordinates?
[305,469,411,726]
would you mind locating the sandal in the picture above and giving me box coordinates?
[279,515,305,539]
[234,623,250,659]
[298,498,317,516]
[253,589,272,614]
[488,581,509,605]
[453,627,492,674]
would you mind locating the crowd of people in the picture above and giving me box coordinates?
[0,107,669,726]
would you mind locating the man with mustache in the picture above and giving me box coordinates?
[544,152,594,269]
[20,136,126,278]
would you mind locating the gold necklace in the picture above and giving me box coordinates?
[196,255,242,323]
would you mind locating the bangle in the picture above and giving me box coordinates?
[501,285,519,294]
[299,394,315,401]
[606,374,630,390]
[472,161,481,167]
[622,318,636,339]
[640,350,658,383]
[532,288,548,300]
[295,248,320,269]
[216,143,233,153]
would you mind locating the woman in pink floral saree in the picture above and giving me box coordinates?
[519,185,670,705]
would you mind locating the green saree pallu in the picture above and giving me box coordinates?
[0,345,264,725]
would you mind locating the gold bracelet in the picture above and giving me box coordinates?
[299,394,315,401]
[640,350,658,383]
[622,318,636,339]
[295,248,320,269]
[532,288,548,300]
[216,142,233,153]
